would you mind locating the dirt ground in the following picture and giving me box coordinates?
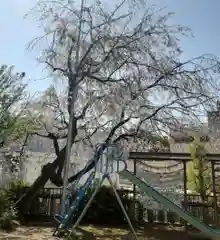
[0,226,57,240]
[0,225,207,240]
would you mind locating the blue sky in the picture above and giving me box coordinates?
[0,0,220,94]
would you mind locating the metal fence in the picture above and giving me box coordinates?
[18,187,217,227]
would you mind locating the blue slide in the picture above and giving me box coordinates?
[119,169,220,240]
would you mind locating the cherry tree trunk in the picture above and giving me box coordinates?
[16,120,78,212]
[16,147,66,213]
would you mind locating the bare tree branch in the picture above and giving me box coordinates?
[17,0,220,211]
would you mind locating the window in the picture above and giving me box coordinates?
[174,136,194,143]
[200,136,209,142]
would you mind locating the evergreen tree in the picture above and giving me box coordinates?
[187,137,212,201]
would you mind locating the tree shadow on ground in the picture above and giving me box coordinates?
[143,225,212,240]
[72,227,142,240]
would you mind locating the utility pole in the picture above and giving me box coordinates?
[61,0,85,216]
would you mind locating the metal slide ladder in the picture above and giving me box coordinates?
[54,171,95,231]
[119,169,220,240]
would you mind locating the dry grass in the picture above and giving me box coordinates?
[0,225,149,239]
[0,226,58,240]
[0,225,139,240]
[0,224,207,239]
[77,225,138,239]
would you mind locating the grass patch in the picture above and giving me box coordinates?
[80,225,130,239]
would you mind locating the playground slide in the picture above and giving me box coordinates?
[119,169,220,240]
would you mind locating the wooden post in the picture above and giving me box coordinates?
[183,160,188,230]
[211,161,218,227]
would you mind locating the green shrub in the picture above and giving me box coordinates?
[0,187,16,230]
[0,180,29,230]
[74,184,141,225]
[2,181,143,226]
[0,207,18,231]
[167,211,178,224]
[157,210,165,223]
[0,188,9,216]
[6,180,29,199]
